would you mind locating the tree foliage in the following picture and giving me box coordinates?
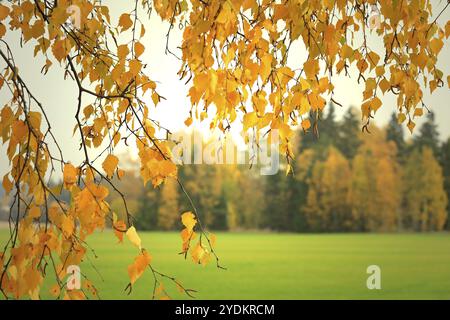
[0,0,448,299]
[404,147,448,231]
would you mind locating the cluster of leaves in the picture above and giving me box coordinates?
[165,0,449,169]
[0,0,448,299]
[180,211,218,266]
[0,0,214,300]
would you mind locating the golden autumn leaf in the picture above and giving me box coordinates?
[113,212,127,243]
[301,119,311,131]
[0,0,448,302]
[216,2,232,24]
[429,38,443,55]
[102,154,119,178]
[117,45,129,60]
[191,241,210,266]
[414,108,423,118]
[28,206,41,219]
[128,251,152,285]
[129,59,142,76]
[134,41,145,58]
[117,169,125,180]
[0,5,9,20]
[2,174,13,194]
[126,226,142,249]
[180,227,196,245]
[0,23,5,38]
[371,97,382,113]
[118,13,133,31]
[184,117,193,127]
[181,211,196,232]
[407,120,416,133]
[63,163,77,189]
[303,59,319,80]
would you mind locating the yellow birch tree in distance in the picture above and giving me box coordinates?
[0,0,448,299]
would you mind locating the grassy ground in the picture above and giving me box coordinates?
[1,230,450,299]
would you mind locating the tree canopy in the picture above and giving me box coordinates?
[0,0,448,299]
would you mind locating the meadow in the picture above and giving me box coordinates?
[1,230,450,299]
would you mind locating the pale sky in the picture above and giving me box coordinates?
[0,1,449,179]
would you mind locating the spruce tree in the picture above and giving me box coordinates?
[413,112,440,156]
[335,107,361,159]
[386,112,406,159]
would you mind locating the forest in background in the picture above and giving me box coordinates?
[104,104,450,233]
[2,105,448,233]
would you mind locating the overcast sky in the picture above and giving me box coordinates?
[0,1,449,179]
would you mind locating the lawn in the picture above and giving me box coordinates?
[1,230,450,299]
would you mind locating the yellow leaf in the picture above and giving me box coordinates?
[191,242,210,266]
[407,120,416,133]
[117,45,129,60]
[126,226,142,249]
[379,78,390,93]
[303,59,319,80]
[29,206,41,219]
[0,23,5,38]
[181,228,196,242]
[301,119,311,131]
[61,216,75,237]
[397,113,406,124]
[0,5,9,21]
[260,54,272,82]
[152,92,160,105]
[102,154,119,178]
[367,51,380,70]
[216,3,231,24]
[119,13,133,31]
[299,78,310,90]
[340,44,353,60]
[134,42,145,58]
[2,174,13,194]
[414,108,423,118]
[184,117,193,127]
[117,169,125,180]
[181,211,196,232]
[429,38,443,55]
[357,59,368,73]
[371,97,382,112]
[113,220,127,243]
[129,59,142,76]
[63,163,77,189]
[12,120,27,141]
[299,95,311,115]
[243,112,258,131]
[375,66,385,77]
[52,39,69,62]
[128,251,152,285]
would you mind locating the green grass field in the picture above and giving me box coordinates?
[1,230,450,299]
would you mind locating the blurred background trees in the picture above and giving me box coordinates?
[8,106,446,233]
[105,106,449,233]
